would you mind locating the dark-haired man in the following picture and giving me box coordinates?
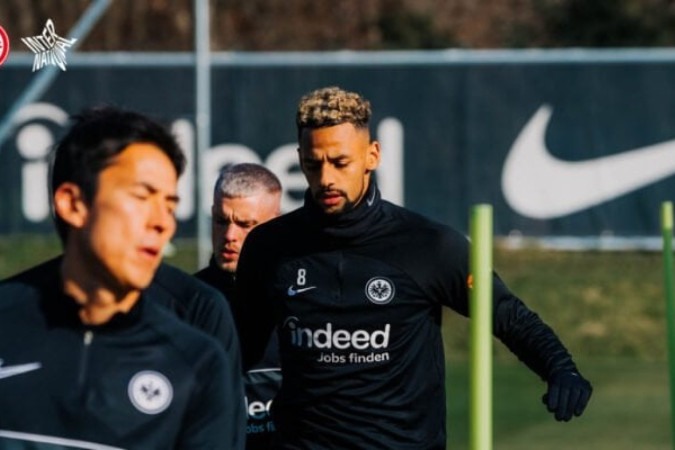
[0,106,245,449]
[236,86,592,449]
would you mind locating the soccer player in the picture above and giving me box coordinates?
[194,163,282,449]
[0,106,245,449]
[235,86,593,449]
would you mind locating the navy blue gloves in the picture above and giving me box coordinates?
[543,370,592,421]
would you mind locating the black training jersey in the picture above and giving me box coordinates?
[0,257,246,450]
[196,260,281,450]
[151,262,241,357]
[236,184,577,449]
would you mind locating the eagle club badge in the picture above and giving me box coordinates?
[128,371,173,414]
[365,277,395,305]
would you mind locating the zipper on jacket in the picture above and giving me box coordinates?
[78,330,93,386]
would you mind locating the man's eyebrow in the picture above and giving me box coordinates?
[236,217,258,226]
[136,182,180,203]
[167,193,181,203]
[303,154,349,162]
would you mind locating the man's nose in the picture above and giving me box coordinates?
[319,165,336,188]
[149,200,176,235]
[224,223,240,241]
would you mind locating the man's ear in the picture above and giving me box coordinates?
[53,183,88,230]
[365,140,381,173]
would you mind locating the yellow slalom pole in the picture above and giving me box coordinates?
[661,201,675,448]
[469,204,493,450]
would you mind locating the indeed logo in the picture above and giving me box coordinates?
[246,396,272,420]
[245,397,275,435]
[283,316,391,350]
[7,102,405,224]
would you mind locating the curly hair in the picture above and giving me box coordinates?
[296,86,371,138]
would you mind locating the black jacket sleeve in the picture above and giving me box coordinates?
[422,225,578,381]
[492,281,578,380]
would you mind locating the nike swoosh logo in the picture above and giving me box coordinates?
[0,430,125,450]
[0,362,42,380]
[287,286,316,296]
[502,104,675,219]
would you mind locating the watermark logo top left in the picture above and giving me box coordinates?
[0,25,9,66]
[22,19,76,72]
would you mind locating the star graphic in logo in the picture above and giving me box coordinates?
[21,19,77,72]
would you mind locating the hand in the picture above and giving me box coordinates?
[542,370,592,421]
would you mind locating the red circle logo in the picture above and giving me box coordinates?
[0,26,9,66]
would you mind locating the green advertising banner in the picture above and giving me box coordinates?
[2,50,674,244]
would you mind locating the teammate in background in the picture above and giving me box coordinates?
[195,163,282,450]
[235,86,593,449]
[0,106,245,449]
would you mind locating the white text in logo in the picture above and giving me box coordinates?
[10,103,405,224]
[22,19,77,72]
[284,317,390,350]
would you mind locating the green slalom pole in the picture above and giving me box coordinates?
[662,201,675,448]
[469,204,493,450]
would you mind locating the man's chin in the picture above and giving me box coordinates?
[314,199,345,215]
[319,201,355,216]
[125,262,161,290]
[322,208,344,216]
[216,260,237,274]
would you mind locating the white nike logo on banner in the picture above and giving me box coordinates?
[0,360,42,380]
[502,105,675,219]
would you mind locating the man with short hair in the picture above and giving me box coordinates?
[0,106,245,449]
[236,86,593,449]
[195,163,282,449]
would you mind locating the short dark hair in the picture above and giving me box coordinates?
[295,86,372,139]
[50,105,186,242]
[214,163,282,199]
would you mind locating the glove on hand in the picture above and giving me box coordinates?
[542,370,592,422]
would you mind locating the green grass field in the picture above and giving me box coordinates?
[1,235,672,449]
[446,357,670,449]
